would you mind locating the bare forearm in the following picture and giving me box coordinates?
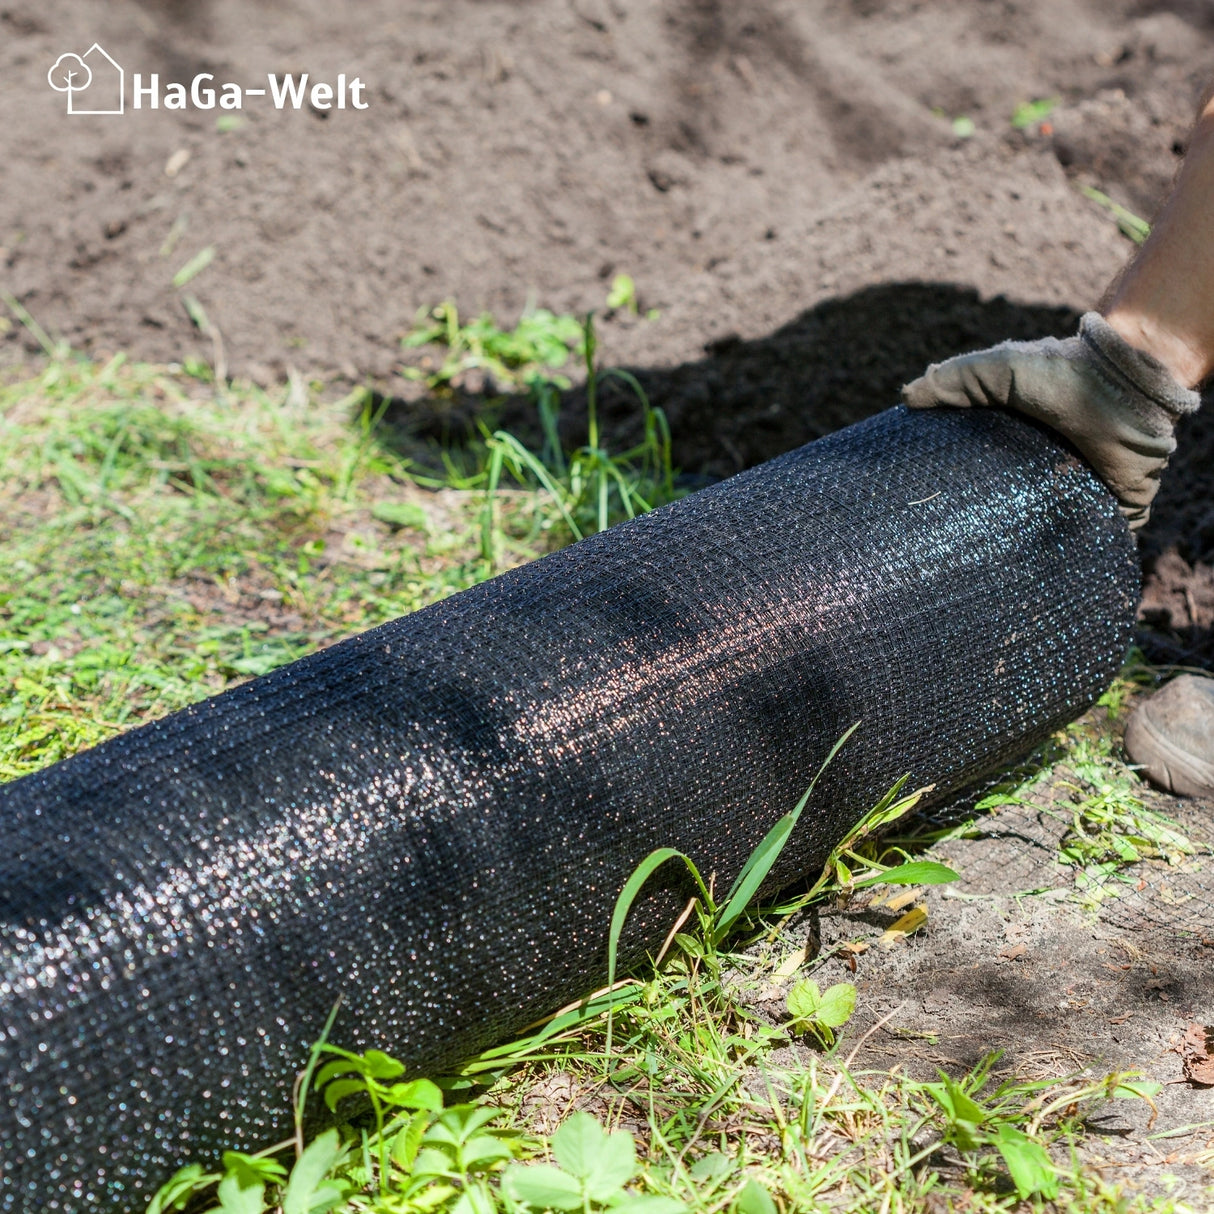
[1104,91,1214,389]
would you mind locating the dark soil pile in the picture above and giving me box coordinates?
[4,0,1214,656]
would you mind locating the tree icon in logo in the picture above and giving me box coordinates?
[48,53,92,95]
[47,45,124,114]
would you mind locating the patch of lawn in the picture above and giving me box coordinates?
[0,354,501,780]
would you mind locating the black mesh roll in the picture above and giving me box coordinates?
[0,406,1137,1209]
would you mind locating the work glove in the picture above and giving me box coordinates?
[901,312,1201,529]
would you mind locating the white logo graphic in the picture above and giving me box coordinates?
[48,43,124,114]
[47,45,369,116]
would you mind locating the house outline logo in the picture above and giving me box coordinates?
[47,44,125,115]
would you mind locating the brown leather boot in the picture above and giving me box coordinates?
[1123,674,1214,798]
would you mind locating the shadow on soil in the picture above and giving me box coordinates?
[379,278,1214,661]
[384,280,1081,478]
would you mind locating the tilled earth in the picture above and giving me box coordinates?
[3,0,1214,652]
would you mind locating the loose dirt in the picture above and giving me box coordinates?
[3,0,1213,652]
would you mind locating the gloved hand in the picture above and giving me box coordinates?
[901,312,1201,529]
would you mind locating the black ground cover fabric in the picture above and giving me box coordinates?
[0,405,1138,1210]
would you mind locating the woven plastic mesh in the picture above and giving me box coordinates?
[0,405,1138,1209]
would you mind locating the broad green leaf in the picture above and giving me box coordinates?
[412,1147,456,1179]
[855,861,959,888]
[993,1124,1059,1199]
[422,1121,460,1148]
[220,1153,286,1183]
[688,1153,730,1184]
[322,1077,367,1111]
[503,1163,585,1211]
[786,979,822,1022]
[147,1164,211,1214]
[815,982,857,1029]
[213,1172,265,1214]
[384,1077,444,1111]
[315,1058,359,1088]
[391,1110,431,1171]
[552,1112,607,1180]
[460,1135,515,1168]
[942,1076,987,1127]
[282,1129,346,1214]
[439,1104,502,1140]
[735,1178,778,1214]
[361,1049,405,1079]
[584,1130,636,1201]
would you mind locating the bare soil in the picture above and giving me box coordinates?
[4,0,1214,655]
[4,0,1214,1192]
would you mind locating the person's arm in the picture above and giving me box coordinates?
[902,85,1214,529]
[1103,89,1214,389]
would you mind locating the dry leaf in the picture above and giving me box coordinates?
[1180,1022,1214,1086]
[870,887,921,913]
[877,905,927,950]
[998,943,1028,962]
[774,945,808,979]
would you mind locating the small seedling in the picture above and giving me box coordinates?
[930,107,975,139]
[402,301,584,391]
[315,1044,443,1191]
[1081,186,1151,243]
[606,273,638,314]
[785,978,857,1046]
[1011,96,1060,129]
[503,1112,683,1214]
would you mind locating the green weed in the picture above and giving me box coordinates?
[479,312,678,563]
[402,301,585,392]
[1081,186,1152,244]
[784,979,856,1047]
[606,274,638,315]
[972,667,1206,906]
[1011,97,1060,129]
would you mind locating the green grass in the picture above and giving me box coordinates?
[0,355,502,781]
[144,762,1185,1214]
[2,341,1210,1213]
[1079,187,1152,245]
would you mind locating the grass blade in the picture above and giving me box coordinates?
[713,721,861,944]
[606,846,709,1055]
[853,860,959,888]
